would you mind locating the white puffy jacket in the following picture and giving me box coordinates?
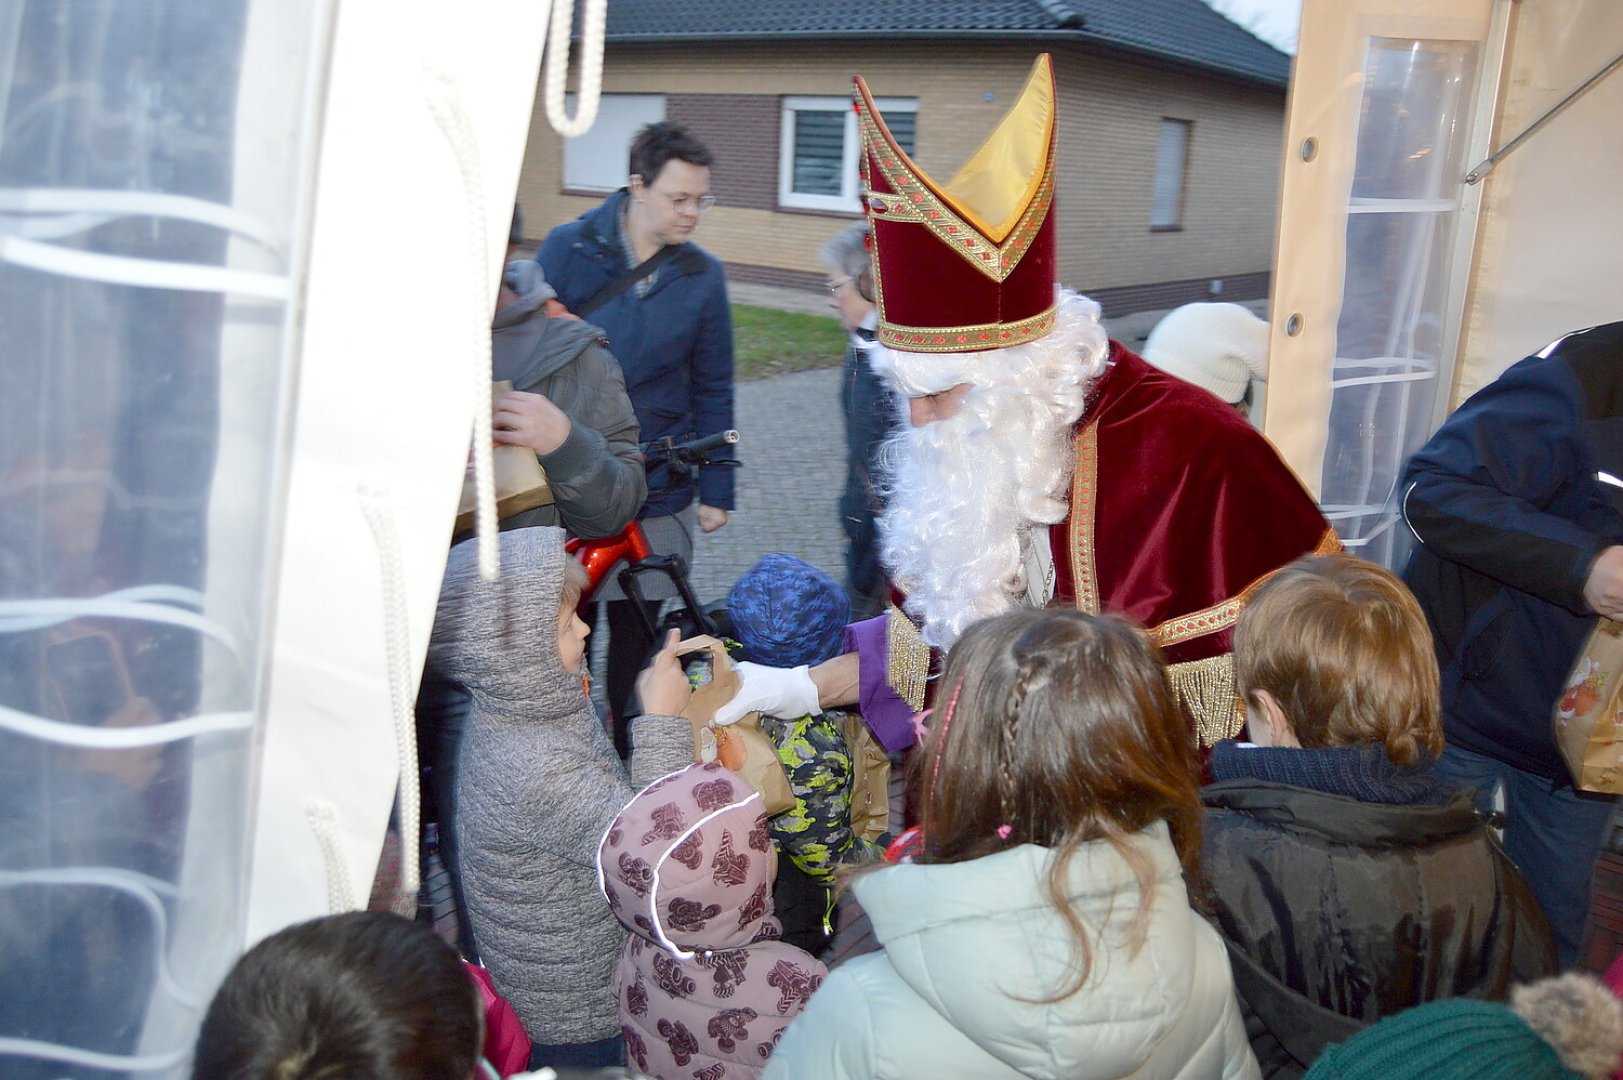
[764,821,1259,1080]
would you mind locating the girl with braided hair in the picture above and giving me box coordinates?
[764,609,1259,1079]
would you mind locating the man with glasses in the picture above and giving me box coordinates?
[537,121,735,750]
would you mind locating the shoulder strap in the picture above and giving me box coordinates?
[575,243,683,318]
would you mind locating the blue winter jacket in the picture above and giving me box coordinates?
[537,189,735,516]
[1402,321,1623,779]
[839,326,901,619]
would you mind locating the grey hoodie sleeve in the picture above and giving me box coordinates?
[625,713,695,789]
[537,339,647,539]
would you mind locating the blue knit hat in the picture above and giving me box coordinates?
[727,554,850,669]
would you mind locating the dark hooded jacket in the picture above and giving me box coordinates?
[1201,743,1556,1078]
[492,260,645,539]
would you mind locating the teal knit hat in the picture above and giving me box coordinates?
[1306,976,1623,1080]
[1305,999,1572,1080]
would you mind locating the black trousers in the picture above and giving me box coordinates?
[602,598,656,757]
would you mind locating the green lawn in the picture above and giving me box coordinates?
[732,304,847,380]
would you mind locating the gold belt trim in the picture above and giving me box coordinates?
[1146,527,1341,647]
[1167,654,1243,747]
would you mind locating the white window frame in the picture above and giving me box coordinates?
[778,95,917,213]
[1150,118,1192,229]
[562,93,666,193]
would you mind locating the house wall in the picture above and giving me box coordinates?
[516,41,1285,312]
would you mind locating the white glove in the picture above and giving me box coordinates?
[714,662,819,725]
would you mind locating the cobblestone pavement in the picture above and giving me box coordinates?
[689,364,846,603]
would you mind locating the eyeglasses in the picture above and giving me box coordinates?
[826,276,855,295]
[653,189,717,214]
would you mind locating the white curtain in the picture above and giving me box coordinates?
[0,0,551,1073]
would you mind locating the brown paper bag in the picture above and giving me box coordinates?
[1553,617,1623,793]
[677,636,794,816]
[454,381,554,534]
[842,713,892,845]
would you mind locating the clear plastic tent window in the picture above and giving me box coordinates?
[0,2,320,1074]
[1,0,593,1070]
[1319,36,1481,568]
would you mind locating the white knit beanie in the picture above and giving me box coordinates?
[1143,302,1270,405]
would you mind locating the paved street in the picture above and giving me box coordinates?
[689,364,846,604]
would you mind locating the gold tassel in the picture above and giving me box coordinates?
[1166,653,1243,747]
[885,605,931,713]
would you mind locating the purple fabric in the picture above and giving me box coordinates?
[844,616,916,752]
[598,764,827,1078]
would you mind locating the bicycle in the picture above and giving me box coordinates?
[565,428,740,643]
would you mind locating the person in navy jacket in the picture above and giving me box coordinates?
[537,122,735,739]
[1402,320,1623,968]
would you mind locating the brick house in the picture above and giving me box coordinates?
[516,0,1291,315]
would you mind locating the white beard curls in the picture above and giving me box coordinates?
[872,290,1110,649]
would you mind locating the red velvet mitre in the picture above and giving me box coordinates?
[854,55,1058,354]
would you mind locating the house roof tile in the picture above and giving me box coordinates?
[599,0,1291,87]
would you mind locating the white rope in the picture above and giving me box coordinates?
[542,0,607,138]
[0,234,290,299]
[358,486,422,911]
[0,866,205,1009]
[423,68,499,582]
[0,187,284,251]
[0,586,237,653]
[305,799,355,914]
[0,702,252,748]
[0,1037,189,1073]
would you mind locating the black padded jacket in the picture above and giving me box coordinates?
[1201,779,1556,1078]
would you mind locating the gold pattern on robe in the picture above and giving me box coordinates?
[885,604,930,713]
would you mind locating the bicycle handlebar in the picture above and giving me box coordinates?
[641,429,740,465]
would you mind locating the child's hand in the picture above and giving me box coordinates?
[635,628,693,717]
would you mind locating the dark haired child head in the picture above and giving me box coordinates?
[191,911,480,1080]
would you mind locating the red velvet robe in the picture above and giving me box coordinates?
[851,342,1337,750]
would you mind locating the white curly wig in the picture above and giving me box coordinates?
[869,289,1110,648]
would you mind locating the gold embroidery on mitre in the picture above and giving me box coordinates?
[855,56,1055,284]
[1068,422,1101,615]
[885,604,930,713]
[1166,653,1243,747]
[875,305,1057,354]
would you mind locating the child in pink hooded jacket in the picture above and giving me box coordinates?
[597,763,827,1079]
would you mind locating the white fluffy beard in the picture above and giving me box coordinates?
[873,291,1110,648]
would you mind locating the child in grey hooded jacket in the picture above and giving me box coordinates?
[427,527,693,1067]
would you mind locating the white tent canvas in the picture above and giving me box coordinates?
[0,0,602,1071]
[1264,0,1623,565]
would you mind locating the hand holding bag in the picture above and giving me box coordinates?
[677,636,795,816]
[1553,617,1623,793]
[453,380,553,534]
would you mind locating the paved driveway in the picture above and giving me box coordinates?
[689,365,846,604]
